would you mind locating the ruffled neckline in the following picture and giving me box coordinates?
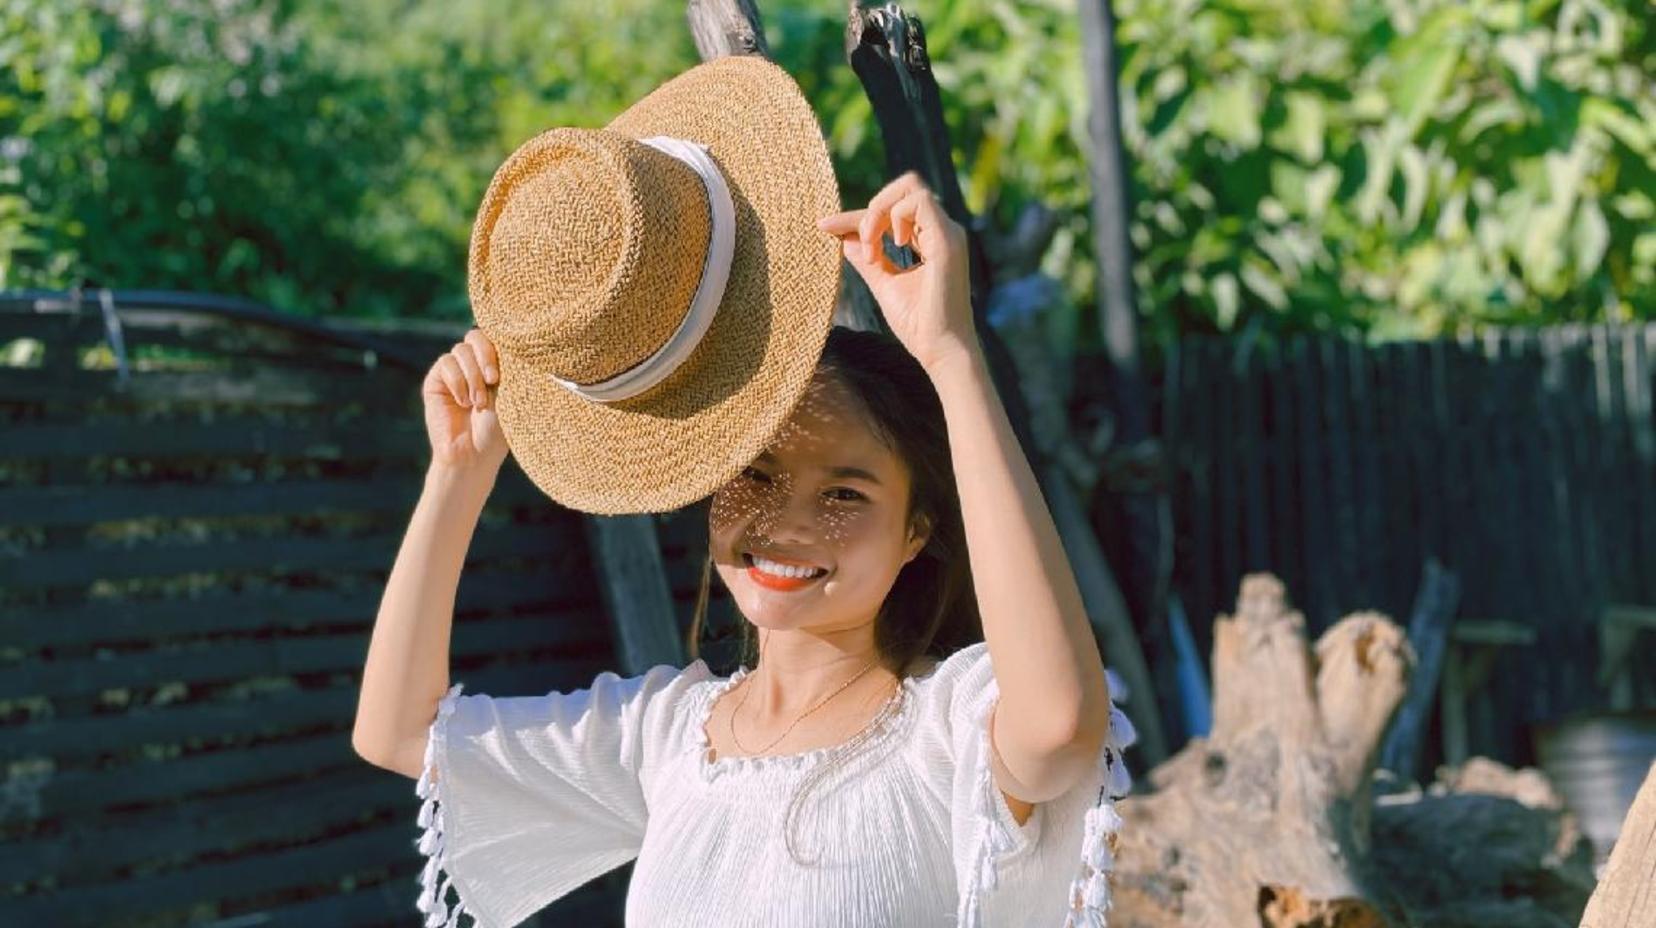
[690,662,931,781]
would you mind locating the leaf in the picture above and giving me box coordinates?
[1495,32,1543,91]
[1355,123,1404,225]
[1571,198,1609,273]
[1207,73,1262,150]
[1383,7,1466,138]
[1240,257,1289,311]
[1581,97,1653,159]
[1305,164,1341,222]
[1398,143,1430,232]
[1276,92,1326,163]
[1211,272,1240,329]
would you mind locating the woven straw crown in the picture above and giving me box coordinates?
[470,129,711,387]
[467,55,843,515]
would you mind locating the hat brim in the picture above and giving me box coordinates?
[487,56,844,514]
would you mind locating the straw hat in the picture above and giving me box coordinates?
[468,55,843,514]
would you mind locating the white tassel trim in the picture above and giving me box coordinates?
[415,682,472,928]
[1062,700,1136,928]
[956,691,1019,928]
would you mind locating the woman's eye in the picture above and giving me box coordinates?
[741,466,770,483]
[825,487,866,502]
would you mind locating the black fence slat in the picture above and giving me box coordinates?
[1322,338,1360,628]
[1187,338,1218,637]
[1375,343,1414,614]
[1240,344,1269,573]
[0,520,571,593]
[4,768,392,887]
[1,820,412,925]
[0,611,608,702]
[2,658,608,767]
[1346,338,1385,611]
[1590,327,1629,597]
[0,418,431,462]
[0,365,409,410]
[0,561,594,652]
[0,470,550,528]
[1631,329,1656,603]
[1266,342,1300,608]
[1290,337,1332,628]
[1214,339,1241,617]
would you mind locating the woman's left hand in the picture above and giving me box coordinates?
[817,172,981,376]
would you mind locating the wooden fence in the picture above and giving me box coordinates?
[7,288,1651,922]
[0,291,735,926]
[1159,325,1656,763]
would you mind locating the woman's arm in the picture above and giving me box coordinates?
[817,172,1112,804]
[925,342,1110,803]
[354,330,508,777]
[352,463,496,777]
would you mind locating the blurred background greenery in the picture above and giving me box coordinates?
[2,0,1651,351]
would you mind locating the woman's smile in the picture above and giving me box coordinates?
[744,551,831,591]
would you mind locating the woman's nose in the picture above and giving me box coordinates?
[754,484,818,540]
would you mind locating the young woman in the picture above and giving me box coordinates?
[354,58,1130,928]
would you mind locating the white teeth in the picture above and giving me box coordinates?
[750,554,826,580]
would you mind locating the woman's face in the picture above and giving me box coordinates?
[708,373,929,634]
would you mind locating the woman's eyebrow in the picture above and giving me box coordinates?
[826,465,882,485]
[756,452,883,485]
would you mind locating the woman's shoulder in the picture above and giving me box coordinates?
[561,658,728,759]
[900,641,995,725]
[903,640,991,688]
[893,642,996,774]
[628,656,725,713]
[476,657,725,741]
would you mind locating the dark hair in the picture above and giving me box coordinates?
[684,325,983,865]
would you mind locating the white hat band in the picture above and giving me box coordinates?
[549,135,736,403]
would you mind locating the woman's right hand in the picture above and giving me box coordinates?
[422,328,509,473]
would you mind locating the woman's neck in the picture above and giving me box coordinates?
[744,627,897,722]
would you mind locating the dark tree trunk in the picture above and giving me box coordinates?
[1076,0,1182,744]
[685,0,768,58]
[842,3,1033,456]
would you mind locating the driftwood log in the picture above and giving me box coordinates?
[1112,574,1596,928]
[1112,574,1406,927]
[1580,761,1656,928]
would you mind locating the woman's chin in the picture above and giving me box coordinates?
[735,595,812,630]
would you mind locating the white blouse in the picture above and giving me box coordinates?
[411,641,1134,927]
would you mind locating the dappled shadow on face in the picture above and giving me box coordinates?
[708,372,886,555]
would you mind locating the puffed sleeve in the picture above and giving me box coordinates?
[412,660,714,928]
[906,641,1135,928]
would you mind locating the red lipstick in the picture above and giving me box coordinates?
[744,551,827,592]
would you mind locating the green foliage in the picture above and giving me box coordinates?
[4,0,418,316]
[2,0,1650,340]
[1113,0,1655,339]
[0,0,694,320]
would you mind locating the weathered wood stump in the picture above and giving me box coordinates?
[1111,574,1404,927]
[1579,760,1656,928]
[1111,574,1595,928]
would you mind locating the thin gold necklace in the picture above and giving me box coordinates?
[728,657,880,755]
